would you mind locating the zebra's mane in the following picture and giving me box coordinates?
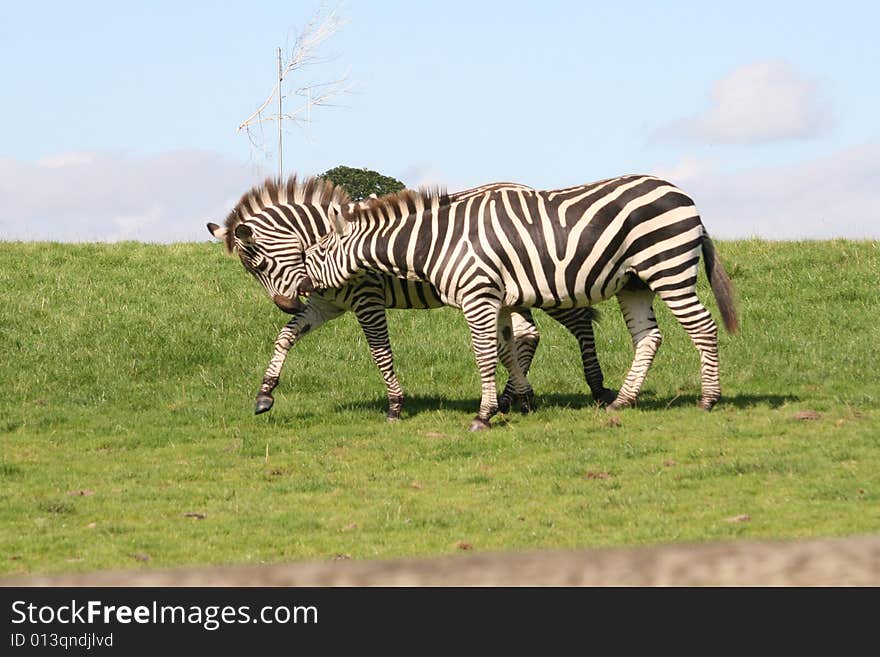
[221,175,351,252]
[342,186,451,225]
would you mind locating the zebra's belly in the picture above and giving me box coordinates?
[381,276,445,310]
[311,274,445,312]
[500,267,631,309]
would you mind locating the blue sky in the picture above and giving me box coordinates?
[1,1,878,241]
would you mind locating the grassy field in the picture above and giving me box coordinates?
[1,239,878,576]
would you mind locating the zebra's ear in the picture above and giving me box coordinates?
[206,222,227,239]
[328,206,350,236]
[234,223,256,245]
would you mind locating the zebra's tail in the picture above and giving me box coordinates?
[702,234,740,334]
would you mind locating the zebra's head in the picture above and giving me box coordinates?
[207,175,353,314]
[207,221,312,313]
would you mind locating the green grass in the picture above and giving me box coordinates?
[1,239,879,576]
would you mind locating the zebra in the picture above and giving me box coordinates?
[292,174,739,431]
[207,176,615,420]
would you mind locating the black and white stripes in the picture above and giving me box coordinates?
[300,174,738,430]
[208,178,613,420]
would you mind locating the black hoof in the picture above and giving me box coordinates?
[516,392,537,414]
[497,396,511,414]
[595,388,618,407]
[255,395,274,415]
[386,396,403,422]
[468,417,491,432]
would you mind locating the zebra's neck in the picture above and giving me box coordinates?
[306,200,447,291]
[301,228,354,290]
[352,196,460,283]
[279,203,333,246]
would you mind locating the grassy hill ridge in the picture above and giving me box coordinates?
[1,239,878,575]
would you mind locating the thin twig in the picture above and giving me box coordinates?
[236,2,349,136]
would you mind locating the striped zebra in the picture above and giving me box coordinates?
[294,174,739,430]
[207,177,614,420]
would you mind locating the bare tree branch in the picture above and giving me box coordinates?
[236,1,350,156]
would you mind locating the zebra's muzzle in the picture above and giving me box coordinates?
[272,294,305,314]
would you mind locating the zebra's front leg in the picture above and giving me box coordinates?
[352,302,405,421]
[497,309,536,414]
[462,299,503,431]
[498,309,540,414]
[608,287,662,411]
[255,301,340,414]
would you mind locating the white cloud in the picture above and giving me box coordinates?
[0,150,259,242]
[2,146,876,243]
[651,155,714,185]
[397,165,472,193]
[671,61,831,144]
[37,151,98,168]
[654,142,880,239]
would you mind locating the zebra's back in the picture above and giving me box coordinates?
[467,175,704,307]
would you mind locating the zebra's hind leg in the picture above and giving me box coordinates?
[352,301,405,421]
[256,301,339,414]
[654,289,721,410]
[498,308,539,414]
[608,287,662,411]
[544,306,617,406]
[462,298,503,431]
[496,309,536,414]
